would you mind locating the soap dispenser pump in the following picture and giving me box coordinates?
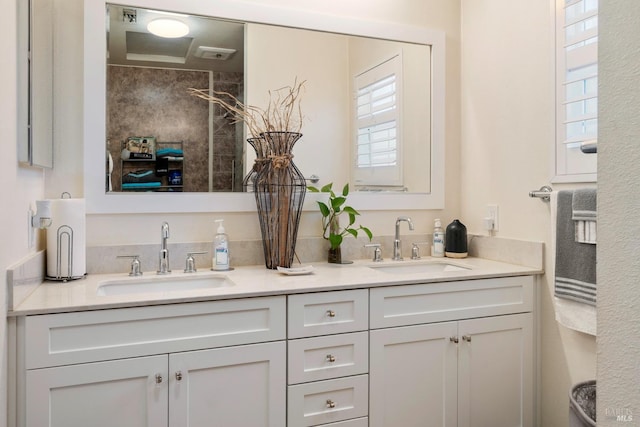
[212,219,230,271]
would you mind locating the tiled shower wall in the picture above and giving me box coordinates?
[211,71,244,192]
[106,66,244,192]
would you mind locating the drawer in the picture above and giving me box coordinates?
[288,331,368,384]
[370,276,534,329]
[288,289,368,338]
[322,417,368,426]
[288,375,368,427]
[23,296,286,369]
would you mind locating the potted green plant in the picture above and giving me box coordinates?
[308,183,373,263]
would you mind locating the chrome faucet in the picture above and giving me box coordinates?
[158,222,171,274]
[393,216,414,261]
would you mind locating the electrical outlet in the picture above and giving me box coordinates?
[486,204,499,231]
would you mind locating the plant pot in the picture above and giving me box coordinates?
[327,247,342,264]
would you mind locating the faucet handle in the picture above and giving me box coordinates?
[184,251,208,273]
[364,243,383,262]
[411,242,430,260]
[117,255,143,276]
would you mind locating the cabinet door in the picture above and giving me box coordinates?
[457,313,533,427]
[370,322,458,427]
[169,341,286,427]
[25,355,168,427]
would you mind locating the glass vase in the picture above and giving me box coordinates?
[327,217,342,264]
[327,247,342,264]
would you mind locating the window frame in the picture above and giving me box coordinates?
[553,0,598,183]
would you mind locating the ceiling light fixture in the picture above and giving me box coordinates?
[147,18,189,38]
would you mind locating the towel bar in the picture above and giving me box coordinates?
[529,185,552,202]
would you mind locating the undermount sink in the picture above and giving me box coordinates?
[96,273,235,296]
[369,261,471,275]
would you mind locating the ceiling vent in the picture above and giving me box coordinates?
[194,46,237,61]
[122,8,137,23]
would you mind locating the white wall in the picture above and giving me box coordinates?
[598,2,640,425]
[0,2,47,426]
[460,1,596,426]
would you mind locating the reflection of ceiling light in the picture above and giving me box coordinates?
[147,19,189,38]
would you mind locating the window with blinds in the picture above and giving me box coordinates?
[555,0,598,182]
[353,54,403,187]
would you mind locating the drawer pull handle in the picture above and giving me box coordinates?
[326,399,336,409]
[326,310,336,318]
[462,335,472,342]
[155,374,163,384]
[175,371,183,381]
[326,354,336,363]
[450,336,459,343]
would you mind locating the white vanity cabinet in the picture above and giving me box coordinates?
[287,289,370,427]
[17,296,287,427]
[11,271,538,427]
[369,276,535,427]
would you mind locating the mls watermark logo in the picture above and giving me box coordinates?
[605,407,633,422]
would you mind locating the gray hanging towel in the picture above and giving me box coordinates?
[572,188,597,244]
[554,190,597,305]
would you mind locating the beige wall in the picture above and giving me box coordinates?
[460,1,596,426]
[598,2,640,425]
[1,2,47,427]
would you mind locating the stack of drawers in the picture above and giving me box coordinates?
[287,289,369,426]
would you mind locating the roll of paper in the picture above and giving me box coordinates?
[46,198,86,279]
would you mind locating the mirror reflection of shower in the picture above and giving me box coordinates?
[106,5,245,193]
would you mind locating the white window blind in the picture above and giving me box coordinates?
[353,55,402,187]
[555,0,598,182]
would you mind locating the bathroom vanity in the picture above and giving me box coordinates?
[8,257,540,426]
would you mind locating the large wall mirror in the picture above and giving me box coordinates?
[85,0,444,213]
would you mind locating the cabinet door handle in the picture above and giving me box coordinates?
[326,399,336,409]
[175,371,183,381]
[450,336,459,343]
[462,335,472,342]
[326,310,336,318]
[326,354,336,363]
[155,374,163,384]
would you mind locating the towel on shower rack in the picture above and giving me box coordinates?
[549,191,597,336]
[555,190,597,305]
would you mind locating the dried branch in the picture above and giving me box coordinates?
[188,78,306,138]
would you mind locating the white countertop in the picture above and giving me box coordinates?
[9,257,542,316]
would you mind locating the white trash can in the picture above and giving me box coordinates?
[569,380,596,427]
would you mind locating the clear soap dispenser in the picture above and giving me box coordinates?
[212,219,230,270]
